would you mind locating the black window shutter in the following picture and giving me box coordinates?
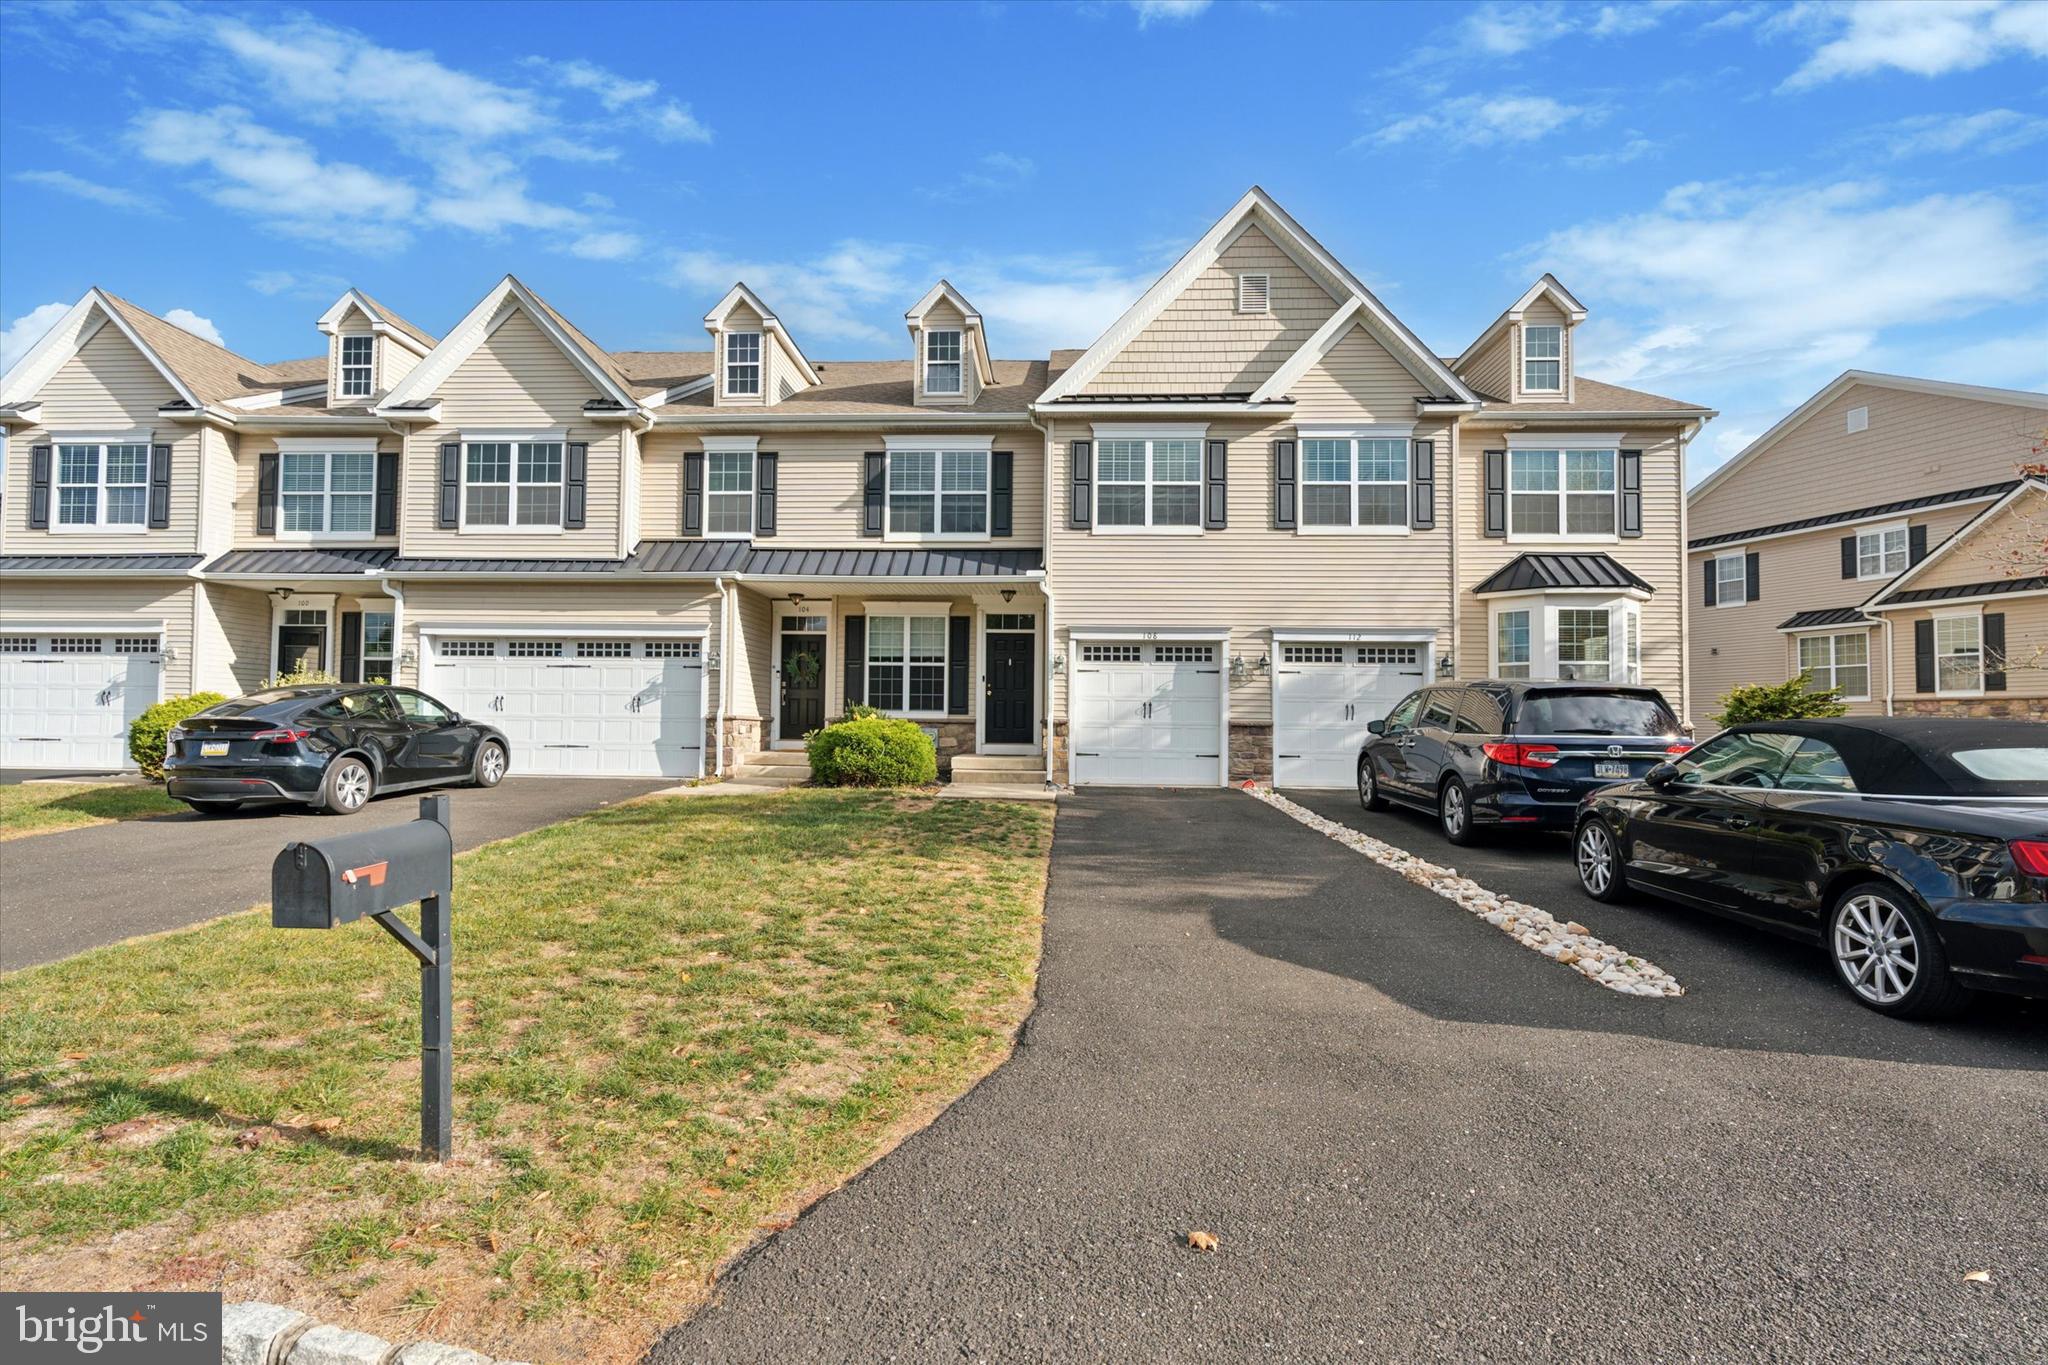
[991,451,1013,537]
[1702,559,1718,608]
[1069,439,1092,529]
[843,615,866,706]
[864,452,887,536]
[948,615,970,715]
[755,452,777,537]
[1204,439,1228,529]
[437,442,462,529]
[147,444,172,529]
[375,450,399,535]
[257,451,280,536]
[1908,524,1927,565]
[1745,551,1761,604]
[563,442,587,529]
[1272,439,1296,530]
[1483,450,1507,537]
[1411,439,1435,529]
[683,452,703,535]
[1840,536,1857,579]
[1619,449,1642,538]
[27,444,52,529]
[1914,618,1935,693]
[1984,612,2007,691]
[339,611,363,684]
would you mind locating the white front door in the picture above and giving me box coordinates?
[0,631,164,770]
[426,635,704,778]
[1068,640,1225,787]
[1272,642,1428,789]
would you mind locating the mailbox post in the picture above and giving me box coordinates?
[271,794,456,1160]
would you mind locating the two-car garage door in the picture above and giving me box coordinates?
[1272,642,1428,788]
[425,633,704,778]
[1068,640,1226,786]
[0,630,164,770]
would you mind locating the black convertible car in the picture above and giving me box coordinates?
[1572,717,2048,1018]
[163,685,510,815]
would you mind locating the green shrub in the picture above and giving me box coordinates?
[128,692,228,779]
[804,715,938,788]
[822,703,887,726]
[1713,673,1850,728]
[261,667,340,688]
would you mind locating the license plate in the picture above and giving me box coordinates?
[1594,761,1629,779]
[201,741,229,758]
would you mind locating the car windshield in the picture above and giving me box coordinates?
[1516,692,1677,737]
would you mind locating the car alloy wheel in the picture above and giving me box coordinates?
[1577,821,1617,898]
[329,759,372,813]
[1832,892,1920,1006]
[1440,781,1469,843]
[477,742,506,787]
[1358,761,1382,811]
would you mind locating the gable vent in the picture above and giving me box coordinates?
[1237,273,1270,315]
[1846,405,1868,434]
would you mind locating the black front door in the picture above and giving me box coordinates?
[277,626,324,676]
[780,635,826,738]
[984,632,1033,745]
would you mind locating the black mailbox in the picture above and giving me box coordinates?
[273,819,454,929]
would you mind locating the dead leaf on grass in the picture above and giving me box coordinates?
[1186,1230,1218,1253]
[1963,1270,1992,1284]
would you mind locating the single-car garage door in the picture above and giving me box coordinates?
[1069,640,1225,787]
[0,630,164,770]
[426,634,704,778]
[1273,641,1428,789]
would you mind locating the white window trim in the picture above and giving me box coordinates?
[1521,323,1564,394]
[268,592,338,679]
[1503,441,1621,545]
[1087,424,1209,537]
[922,328,964,397]
[1931,606,1986,698]
[1486,593,1641,684]
[703,447,756,540]
[1846,405,1868,434]
[882,435,995,543]
[1854,519,1910,582]
[723,331,763,398]
[1796,630,1872,703]
[1296,428,1414,537]
[1713,550,1748,607]
[338,333,375,399]
[973,602,1044,756]
[50,431,154,535]
[457,429,568,536]
[272,438,382,543]
[863,608,953,720]
[361,606,396,678]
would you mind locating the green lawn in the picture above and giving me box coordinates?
[0,781,183,840]
[0,790,1051,1363]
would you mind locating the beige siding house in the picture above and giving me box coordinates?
[1687,373,2048,726]
[1,187,1712,790]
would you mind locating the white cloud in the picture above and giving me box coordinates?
[920,152,1037,201]
[163,308,225,347]
[1131,0,1212,27]
[1,302,74,376]
[569,231,643,262]
[1897,328,2048,392]
[1564,134,1660,169]
[247,270,350,299]
[1867,108,2048,159]
[547,58,658,110]
[665,240,913,344]
[1367,94,1605,149]
[529,57,712,143]
[14,170,163,214]
[1774,0,2048,90]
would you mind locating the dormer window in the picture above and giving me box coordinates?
[340,336,374,398]
[1523,325,1563,392]
[1237,273,1270,314]
[924,330,963,396]
[724,332,762,397]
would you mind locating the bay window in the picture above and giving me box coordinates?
[55,441,149,529]
[866,613,948,713]
[1301,436,1408,531]
[1489,596,1643,683]
[1934,614,1983,695]
[724,332,761,396]
[1096,433,1202,530]
[1495,609,1532,679]
[1509,448,1616,537]
[281,450,375,535]
[888,447,988,537]
[1523,325,1562,392]
[924,329,963,395]
[706,451,754,536]
[1556,608,1612,681]
[464,439,563,529]
[1798,631,1869,700]
[1856,523,1908,579]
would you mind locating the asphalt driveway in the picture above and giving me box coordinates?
[650,789,2045,1364]
[0,776,667,970]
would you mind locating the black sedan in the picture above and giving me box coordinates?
[163,685,510,815]
[1572,717,2048,1018]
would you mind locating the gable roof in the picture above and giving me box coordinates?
[1453,274,1587,372]
[317,288,437,354]
[703,283,823,388]
[1036,186,1476,406]
[1860,477,2048,610]
[378,275,642,411]
[905,279,996,385]
[1691,371,2048,508]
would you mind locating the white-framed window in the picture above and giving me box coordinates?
[866,614,948,714]
[1489,597,1641,684]
[1282,644,1346,665]
[724,331,761,396]
[888,448,988,538]
[464,439,563,529]
[362,610,394,677]
[645,638,702,659]
[577,640,633,658]
[1080,643,1140,663]
[1495,609,1532,679]
[1798,631,1870,701]
[1934,613,1984,696]
[1557,607,1611,681]
[1237,273,1270,314]
[1301,436,1408,531]
[707,451,755,537]
[440,639,494,658]
[55,441,150,530]
[1509,448,1616,538]
[339,335,374,398]
[1154,644,1215,663]
[51,636,104,653]
[924,329,962,395]
[1096,435,1202,530]
[508,639,562,658]
[281,451,376,535]
[1856,523,1908,579]
[1361,645,1420,665]
[1523,324,1563,392]
[1714,552,1747,607]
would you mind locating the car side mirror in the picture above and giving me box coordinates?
[1645,761,1680,788]
[1366,719,1386,736]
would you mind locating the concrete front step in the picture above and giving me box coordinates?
[951,754,1043,776]
[751,749,811,766]
[734,763,809,786]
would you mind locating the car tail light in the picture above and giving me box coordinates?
[2010,840,2048,878]
[249,728,312,744]
[1482,742,1560,769]
[1664,742,1693,756]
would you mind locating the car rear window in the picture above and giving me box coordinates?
[1515,692,1678,737]
[1949,747,2048,783]
[205,689,314,717]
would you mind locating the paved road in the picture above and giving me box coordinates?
[649,789,2046,1364]
[0,777,666,970]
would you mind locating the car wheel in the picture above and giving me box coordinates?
[181,799,241,816]
[473,740,507,789]
[1358,758,1386,811]
[1575,819,1627,902]
[1828,881,1972,1020]
[1439,778,1476,846]
[320,756,374,815]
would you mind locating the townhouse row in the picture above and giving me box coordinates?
[0,188,1716,785]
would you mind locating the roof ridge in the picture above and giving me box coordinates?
[98,289,285,379]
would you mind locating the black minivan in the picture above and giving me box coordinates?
[1357,681,1690,844]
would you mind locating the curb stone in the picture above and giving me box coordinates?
[228,1303,513,1365]
[222,1302,312,1365]
[287,1324,395,1365]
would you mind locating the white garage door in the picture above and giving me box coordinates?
[0,631,163,770]
[1273,642,1428,789]
[1069,640,1225,787]
[427,634,704,778]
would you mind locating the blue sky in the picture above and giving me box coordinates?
[2,0,2043,481]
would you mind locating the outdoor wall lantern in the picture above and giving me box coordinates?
[1051,649,1066,676]
[788,591,805,609]
[1437,653,1456,678]
[999,588,1016,604]
[1229,652,1270,684]
[397,647,417,668]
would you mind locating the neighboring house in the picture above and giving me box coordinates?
[0,187,1712,786]
[1688,372,2048,726]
